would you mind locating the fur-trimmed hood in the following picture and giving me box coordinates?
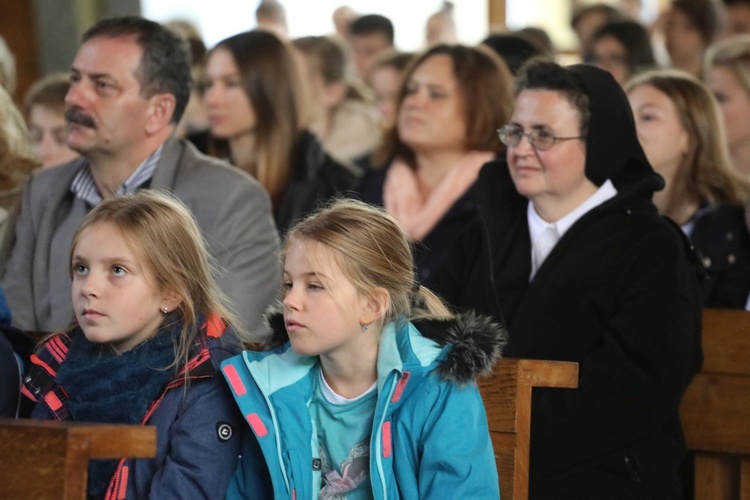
[261,307,507,385]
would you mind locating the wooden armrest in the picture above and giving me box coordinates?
[0,419,157,459]
[700,309,750,376]
[511,358,580,389]
[480,358,579,500]
[680,309,750,500]
[681,373,750,455]
[0,419,156,500]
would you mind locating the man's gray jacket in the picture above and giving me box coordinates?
[0,137,280,341]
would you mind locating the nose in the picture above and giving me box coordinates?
[282,285,300,311]
[512,132,535,156]
[79,270,102,298]
[37,133,56,163]
[64,80,87,110]
[402,88,425,109]
[202,81,221,107]
[39,130,56,150]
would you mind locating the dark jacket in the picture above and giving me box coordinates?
[275,130,358,234]
[0,289,19,417]
[0,332,21,417]
[353,165,481,286]
[690,203,750,308]
[188,129,358,235]
[223,309,506,499]
[432,65,703,499]
[23,317,243,500]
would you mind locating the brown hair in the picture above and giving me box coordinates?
[368,49,414,82]
[671,0,722,46]
[374,43,512,168]
[625,68,750,211]
[23,73,70,117]
[284,199,451,326]
[68,190,240,368]
[706,34,750,94]
[207,30,306,202]
[292,35,365,100]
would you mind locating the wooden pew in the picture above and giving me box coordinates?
[0,419,156,500]
[680,308,750,500]
[479,358,579,500]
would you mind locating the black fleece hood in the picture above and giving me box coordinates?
[568,64,663,191]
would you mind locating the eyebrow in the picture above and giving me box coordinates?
[71,254,136,265]
[511,122,553,130]
[70,66,116,81]
[634,103,659,110]
[283,271,330,280]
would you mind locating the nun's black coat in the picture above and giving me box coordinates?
[432,65,703,498]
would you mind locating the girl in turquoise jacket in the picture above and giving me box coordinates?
[222,199,506,499]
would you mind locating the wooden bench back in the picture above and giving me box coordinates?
[680,308,750,500]
[479,358,579,500]
[0,419,156,500]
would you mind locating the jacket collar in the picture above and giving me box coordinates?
[258,307,506,389]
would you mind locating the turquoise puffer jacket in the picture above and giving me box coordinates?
[222,312,506,499]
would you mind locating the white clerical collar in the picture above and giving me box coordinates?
[527,179,618,280]
[528,179,618,243]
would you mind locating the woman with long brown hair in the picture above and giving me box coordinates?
[355,43,513,284]
[197,30,357,234]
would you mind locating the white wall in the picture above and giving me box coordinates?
[142,0,488,50]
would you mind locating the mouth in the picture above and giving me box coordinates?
[513,163,540,172]
[400,114,424,126]
[208,112,226,124]
[81,308,104,320]
[285,319,304,332]
[65,108,97,129]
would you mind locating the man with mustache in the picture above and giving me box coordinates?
[0,16,280,342]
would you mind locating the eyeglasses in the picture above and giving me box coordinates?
[497,124,584,151]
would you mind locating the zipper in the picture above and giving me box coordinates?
[103,372,211,499]
[246,352,292,495]
[373,372,398,499]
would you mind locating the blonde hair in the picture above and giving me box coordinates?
[705,34,750,94]
[284,199,451,326]
[0,36,16,96]
[625,69,750,211]
[69,190,240,368]
[0,85,39,191]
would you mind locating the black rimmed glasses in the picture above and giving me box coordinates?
[497,124,584,151]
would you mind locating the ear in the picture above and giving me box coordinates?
[145,93,177,135]
[360,287,390,326]
[160,289,183,314]
[323,82,347,108]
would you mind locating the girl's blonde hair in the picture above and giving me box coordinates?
[624,68,750,211]
[0,85,38,191]
[284,199,452,325]
[69,190,240,367]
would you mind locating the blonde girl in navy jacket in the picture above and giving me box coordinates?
[222,199,506,499]
[23,190,243,499]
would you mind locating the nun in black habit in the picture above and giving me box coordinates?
[432,62,703,498]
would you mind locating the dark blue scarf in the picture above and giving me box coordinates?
[57,322,179,498]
